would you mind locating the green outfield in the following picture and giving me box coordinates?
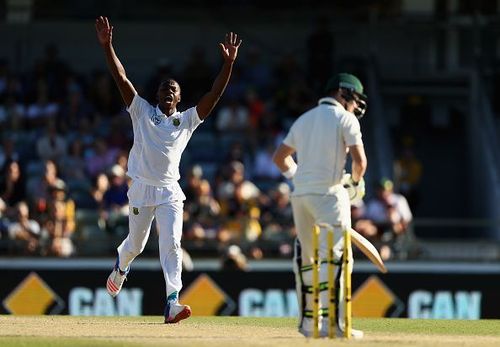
[1,316,500,347]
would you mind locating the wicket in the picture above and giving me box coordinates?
[312,223,352,339]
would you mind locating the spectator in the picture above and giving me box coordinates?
[103,165,128,211]
[91,172,110,209]
[44,198,75,257]
[183,179,220,245]
[217,161,262,243]
[0,197,6,216]
[38,177,76,258]
[243,206,262,244]
[0,161,26,208]
[28,160,65,218]
[89,172,110,229]
[260,183,295,253]
[102,165,129,232]
[48,179,76,231]
[364,178,413,260]
[114,150,129,174]
[197,179,221,219]
[218,161,260,214]
[7,201,41,255]
[350,200,385,258]
[183,164,204,202]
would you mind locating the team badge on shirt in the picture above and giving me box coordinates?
[150,114,162,126]
[173,118,180,127]
[133,207,139,215]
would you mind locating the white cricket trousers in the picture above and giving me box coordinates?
[291,189,351,263]
[116,201,184,298]
[290,189,353,333]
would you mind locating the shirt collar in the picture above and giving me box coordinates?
[318,96,345,110]
[318,97,344,109]
[155,105,177,117]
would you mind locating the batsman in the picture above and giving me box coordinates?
[273,73,367,338]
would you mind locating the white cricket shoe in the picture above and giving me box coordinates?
[164,301,192,324]
[336,327,364,339]
[106,260,128,297]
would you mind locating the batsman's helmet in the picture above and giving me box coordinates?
[325,73,367,118]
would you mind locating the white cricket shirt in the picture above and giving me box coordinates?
[126,94,203,187]
[283,97,363,195]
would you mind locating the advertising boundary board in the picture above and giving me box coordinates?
[1,259,499,319]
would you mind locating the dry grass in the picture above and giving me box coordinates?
[1,316,500,347]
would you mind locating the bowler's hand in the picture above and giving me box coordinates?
[220,32,242,62]
[96,16,113,47]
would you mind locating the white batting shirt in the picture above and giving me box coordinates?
[283,97,362,196]
[125,94,203,205]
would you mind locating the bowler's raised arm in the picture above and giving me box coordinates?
[95,16,137,107]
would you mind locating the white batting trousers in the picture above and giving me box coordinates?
[117,201,184,297]
[291,189,351,264]
[291,188,353,334]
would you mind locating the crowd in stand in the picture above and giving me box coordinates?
[0,25,417,262]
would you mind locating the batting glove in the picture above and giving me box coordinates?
[342,174,365,204]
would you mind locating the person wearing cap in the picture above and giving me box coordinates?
[95,16,242,324]
[273,72,368,338]
[365,179,413,230]
[364,178,413,260]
